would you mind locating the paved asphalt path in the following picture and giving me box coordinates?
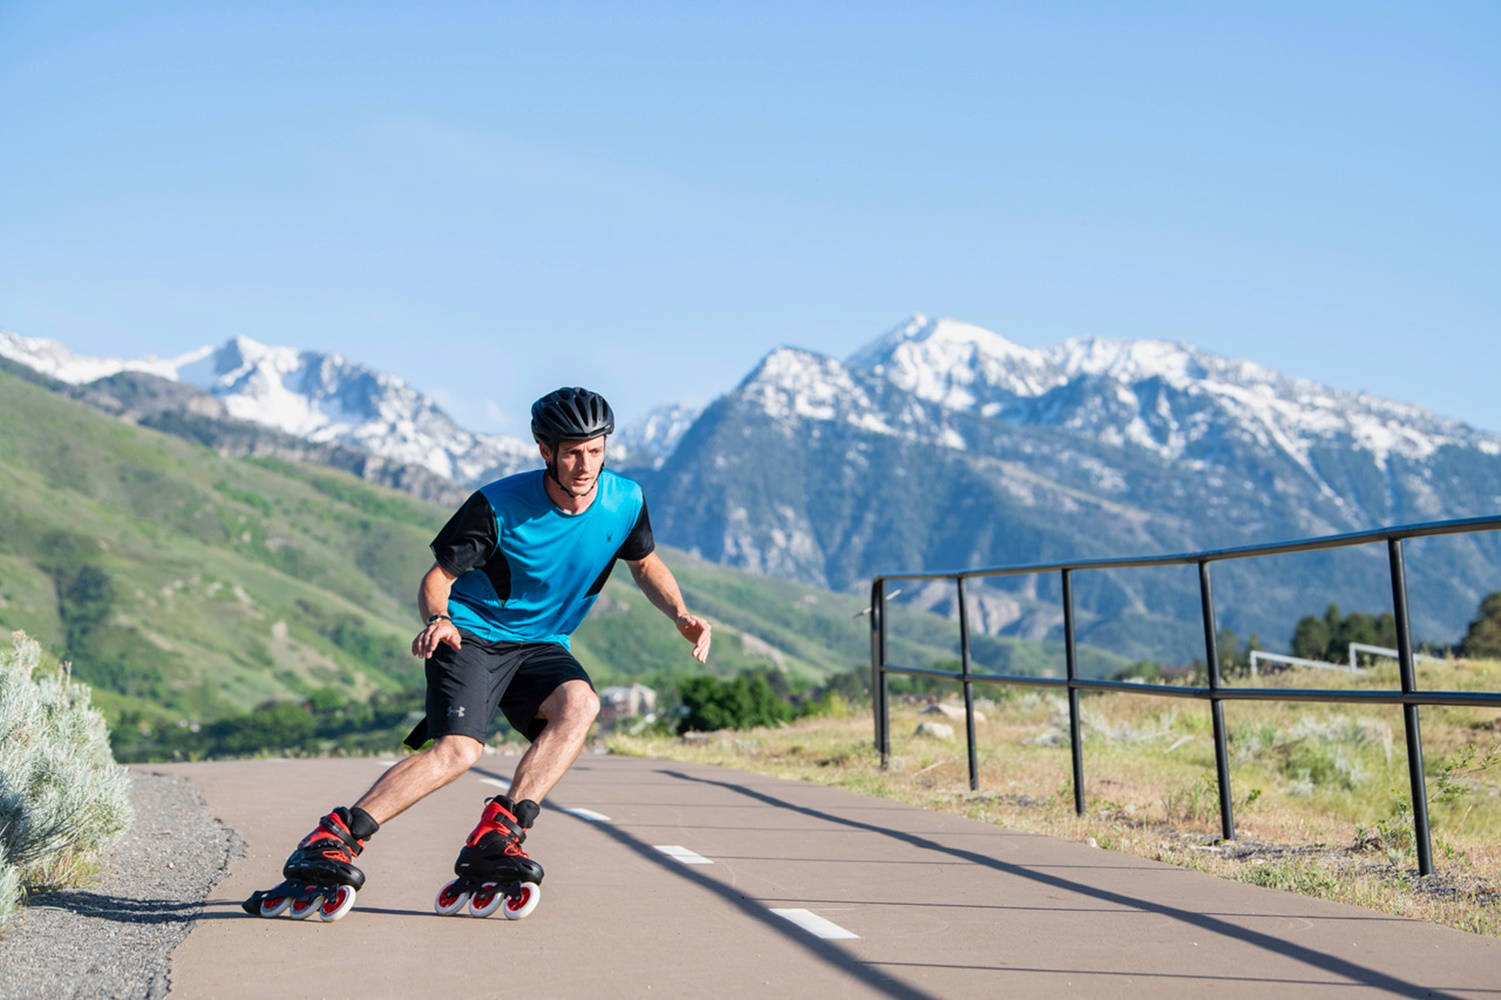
[160,755,1500,998]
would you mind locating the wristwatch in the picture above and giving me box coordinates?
[427,613,451,625]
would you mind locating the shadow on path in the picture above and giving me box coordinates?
[660,768,1473,1000]
[872,961,1501,993]
[471,764,938,1000]
[26,890,207,925]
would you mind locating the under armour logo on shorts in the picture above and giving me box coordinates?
[447,706,466,718]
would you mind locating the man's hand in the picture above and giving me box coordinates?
[412,618,462,659]
[675,613,712,664]
[413,563,461,659]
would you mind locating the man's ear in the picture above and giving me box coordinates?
[537,441,553,463]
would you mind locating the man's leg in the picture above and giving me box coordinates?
[508,680,600,804]
[354,734,485,825]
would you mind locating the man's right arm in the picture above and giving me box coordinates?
[412,562,462,658]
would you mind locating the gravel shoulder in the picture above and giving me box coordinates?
[0,768,242,1000]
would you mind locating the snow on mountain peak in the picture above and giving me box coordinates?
[0,329,210,385]
[847,314,1053,406]
[1,329,538,485]
[741,346,899,435]
[1055,337,1210,383]
[849,314,1043,368]
[762,315,1501,470]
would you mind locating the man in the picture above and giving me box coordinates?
[244,386,711,920]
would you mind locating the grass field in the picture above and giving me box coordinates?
[610,655,1501,938]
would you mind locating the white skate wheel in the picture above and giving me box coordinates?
[318,885,357,922]
[502,882,541,920]
[469,883,504,918]
[287,893,320,919]
[434,878,469,916]
[259,894,293,918]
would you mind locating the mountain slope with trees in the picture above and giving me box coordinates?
[5,369,1077,755]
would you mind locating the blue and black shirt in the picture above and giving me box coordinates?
[430,469,655,648]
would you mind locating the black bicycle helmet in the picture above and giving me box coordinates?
[530,387,615,444]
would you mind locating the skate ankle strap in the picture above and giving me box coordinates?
[319,813,365,855]
[484,799,527,842]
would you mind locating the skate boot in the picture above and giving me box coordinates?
[434,794,544,919]
[243,807,374,921]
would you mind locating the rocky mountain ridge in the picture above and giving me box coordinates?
[637,316,1501,657]
[7,318,1498,661]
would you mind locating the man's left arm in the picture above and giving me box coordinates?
[627,551,712,664]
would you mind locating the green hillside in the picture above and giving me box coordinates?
[0,370,437,725]
[0,369,1133,757]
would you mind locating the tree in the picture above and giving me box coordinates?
[677,673,791,733]
[1216,626,1240,674]
[1290,604,1400,665]
[1458,591,1501,659]
[1291,607,1334,661]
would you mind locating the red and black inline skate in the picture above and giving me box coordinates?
[242,807,370,922]
[434,794,543,919]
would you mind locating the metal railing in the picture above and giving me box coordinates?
[869,514,1501,875]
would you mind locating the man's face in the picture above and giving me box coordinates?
[543,435,606,495]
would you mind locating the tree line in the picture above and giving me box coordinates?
[1287,590,1501,665]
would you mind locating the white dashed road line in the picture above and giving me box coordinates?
[654,845,714,865]
[770,909,860,940]
[453,779,857,941]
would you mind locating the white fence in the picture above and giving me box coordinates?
[1248,642,1447,677]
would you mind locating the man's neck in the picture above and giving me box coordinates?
[543,472,597,515]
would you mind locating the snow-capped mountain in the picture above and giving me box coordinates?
[0,330,541,485]
[183,336,541,483]
[0,330,682,485]
[638,315,1501,658]
[848,315,1496,471]
[0,329,213,385]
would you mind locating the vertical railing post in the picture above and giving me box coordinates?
[1199,561,1235,841]
[876,579,892,769]
[1388,539,1434,875]
[1061,569,1085,816]
[958,576,978,791]
[870,578,883,755]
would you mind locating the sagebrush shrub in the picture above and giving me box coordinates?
[0,631,132,931]
[0,841,18,931]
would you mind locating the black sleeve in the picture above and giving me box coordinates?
[430,492,498,575]
[616,498,655,562]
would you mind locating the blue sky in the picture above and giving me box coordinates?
[2,2,1497,439]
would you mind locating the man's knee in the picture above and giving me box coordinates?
[428,734,484,774]
[545,681,600,727]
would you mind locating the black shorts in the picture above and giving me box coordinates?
[402,633,593,749]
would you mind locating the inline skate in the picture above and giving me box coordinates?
[243,807,370,922]
[434,794,543,919]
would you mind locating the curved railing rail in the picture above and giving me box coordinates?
[868,514,1501,875]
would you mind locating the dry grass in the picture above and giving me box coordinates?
[608,658,1501,938]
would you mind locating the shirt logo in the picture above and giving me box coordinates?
[447,706,466,718]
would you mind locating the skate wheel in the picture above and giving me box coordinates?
[469,883,503,918]
[434,878,469,916]
[318,884,357,922]
[288,892,321,919]
[259,894,293,918]
[502,882,540,920]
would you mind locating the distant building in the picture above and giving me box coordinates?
[598,683,657,722]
